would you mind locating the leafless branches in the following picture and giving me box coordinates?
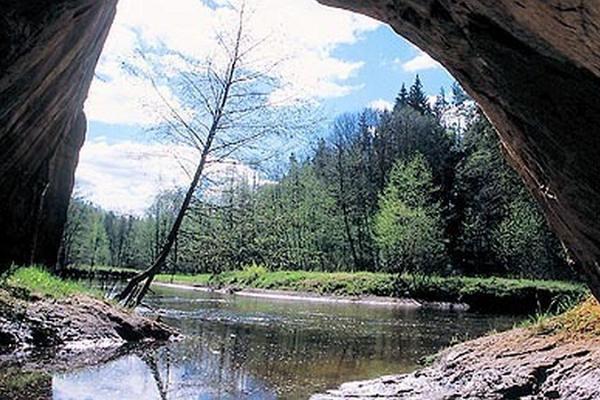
[117,0,315,306]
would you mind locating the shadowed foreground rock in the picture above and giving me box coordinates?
[0,1,117,270]
[312,328,600,399]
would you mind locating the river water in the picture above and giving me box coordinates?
[51,285,519,399]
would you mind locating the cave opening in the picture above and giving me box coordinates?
[0,0,599,296]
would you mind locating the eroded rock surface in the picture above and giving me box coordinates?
[0,290,176,353]
[317,0,600,299]
[313,328,600,399]
[0,1,117,269]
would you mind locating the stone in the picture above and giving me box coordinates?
[0,1,117,269]
[0,289,177,353]
[312,328,600,399]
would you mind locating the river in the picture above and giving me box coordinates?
[51,285,520,399]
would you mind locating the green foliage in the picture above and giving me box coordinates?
[451,81,468,106]
[518,295,580,332]
[5,267,95,299]
[64,77,575,284]
[543,297,600,338]
[407,75,430,114]
[493,197,561,278]
[0,369,52,400]
[158,268,397,297]
[374,154,445,273]
[453,116,571,279]
[61,198,110,267]
[63,191,183,271]
[155,268,587,314]
[394,83,408,110]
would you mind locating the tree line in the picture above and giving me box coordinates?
[62,77,576,281]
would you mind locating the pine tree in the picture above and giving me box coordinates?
[394,83,408,110]
[451,81,468,106]
[407,75,430,114]
[453,113,569,278]
[433,87,448,121]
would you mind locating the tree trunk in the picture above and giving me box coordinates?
[117,30,241,306]
[116,144,211,307]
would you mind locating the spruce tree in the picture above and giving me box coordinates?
[451,81,468,106]
[374,153,445,274]
[407,75,430,114]
[394,83,408,111]
[433,87,448,121]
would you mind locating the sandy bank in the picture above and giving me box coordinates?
[152,281,469,310]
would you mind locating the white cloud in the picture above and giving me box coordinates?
[85,0,381,125]
[53,356,161,399]
[86,63,164,126]
[398,51,441,72]
[75,139,190,213]
[79,0,381,211]
[368,98,392,112]
[75,138,268,214]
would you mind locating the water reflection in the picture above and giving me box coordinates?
[52,286,519,399]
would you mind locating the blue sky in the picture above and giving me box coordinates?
[324,26,454,114]
[79,0,455,214]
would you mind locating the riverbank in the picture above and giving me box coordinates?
[154,267,587,314]
[154,281,443,309]
[2,266,596,399]
[313,297,600,399]
[62,264,139,280]
[0,267,176,354]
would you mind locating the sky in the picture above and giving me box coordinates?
[77,0,455,215]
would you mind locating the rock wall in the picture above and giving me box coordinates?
[0,1,117,269]
[319,0,600,299]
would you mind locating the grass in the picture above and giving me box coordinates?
[154,265,587,314]
[0,369,51,400]
[65,264,140,274]
[158,266,396,296]
[1,266,96,299]
[156,272,213,286]
[526,296,600,338]
[62,264,140,280]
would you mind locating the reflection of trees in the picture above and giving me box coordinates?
[140,348,170,400]
[74,292,518,399]
[130,324,270,399]
[155,315,420,399]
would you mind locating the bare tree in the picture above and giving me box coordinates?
[117,2,311,306]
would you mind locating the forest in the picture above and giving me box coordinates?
[60,77,575,282]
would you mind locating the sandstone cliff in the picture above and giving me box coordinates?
[0,1,117,268]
